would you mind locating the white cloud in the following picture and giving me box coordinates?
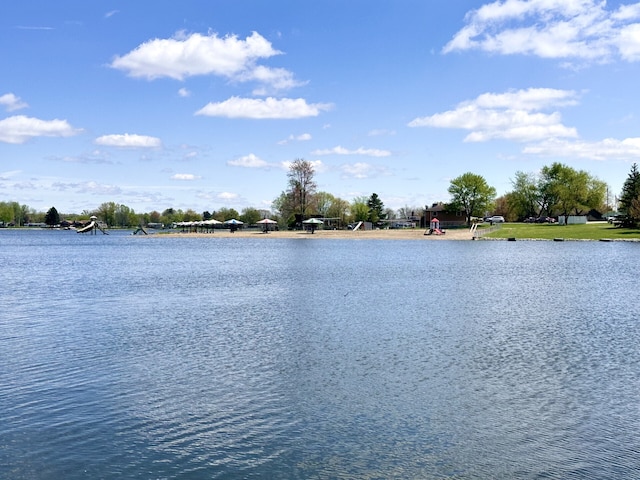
[0,170,21,180]
[0,115,81,144]
[408,88,578,143]
[444,0,640,63]
[171,173,201,180]
[227,153,270,168]
[240,65,306,94]
[94,133,162,148]
[0,93,28,112]
[76,181,122,195]
[218,192,239,201]
[524,137,640,160]
[110,31,301,91]
[178,88,191,98]
[195,96,332,119]
[277,132,312,145]
[340,162,392,179]
[311,145,392,157]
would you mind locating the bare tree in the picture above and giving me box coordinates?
[287,158,317,225]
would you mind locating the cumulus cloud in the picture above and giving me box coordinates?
[217,192,239,201]
[195,96,332,119]
[524,137,640,161]
[227,153,270,168]
[311,145,392,157]
[94,133,161,148]
[444,0,640,63]
[0,115,81,144]
[0,93,28,112]
[110,31,302,91]
[178,88,191,98]
[408,87,578,143]
[171,173,201,180]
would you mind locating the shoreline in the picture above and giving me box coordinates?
[154,228,474,240]
[149,229,640,242]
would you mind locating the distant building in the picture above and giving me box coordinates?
[425,203,466,227]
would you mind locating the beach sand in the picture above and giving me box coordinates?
[159,227,474,240]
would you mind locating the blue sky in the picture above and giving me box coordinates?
[3,0,640,215]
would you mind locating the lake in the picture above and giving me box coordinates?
[1,229,640,479]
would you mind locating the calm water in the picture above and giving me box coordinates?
[1,229,640,479]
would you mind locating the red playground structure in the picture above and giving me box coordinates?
[425,217,445,235]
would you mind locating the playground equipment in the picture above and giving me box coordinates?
[77,216,108,235]
[424,217,445,235]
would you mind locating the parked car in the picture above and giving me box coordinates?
[486,215,505,223]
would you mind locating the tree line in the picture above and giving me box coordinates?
[3,160,640,229]
[447,162,628,225]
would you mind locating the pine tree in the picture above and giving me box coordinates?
[44,206,60,227]
[619,163,640,226]
[367,193,386,224]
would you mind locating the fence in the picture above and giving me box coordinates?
[472,224,501,239]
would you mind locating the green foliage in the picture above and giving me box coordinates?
[539,163,606,220]
[213,207,239,222]
[240,207,261,225]
[448,172,496,225]
[350,196,369,222]
[619,163,640,226]
[44,206,60,226]
[367,193,386,224]
[508,164,606,222]
[509,171,539,219]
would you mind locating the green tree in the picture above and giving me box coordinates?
[97,202,118,226]
[114,204,135,228]
[329,197,351,228]
[287,158,317,225]
[540,163,606,223]
[240,207,261,225]
[367,193,386,224]
[182,209,200,222]
[44,206,60,227]
[313,191,335,219]
[213,207,239,222]
[161,208,179,225]
[448,172,496,225]
[0,202,13,225]
[619,163,640,226]
[350,196,369,222]
[509,171,540,219]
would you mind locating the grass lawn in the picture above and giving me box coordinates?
[482,222,640,241]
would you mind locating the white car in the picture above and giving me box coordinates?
[486,215,505,223]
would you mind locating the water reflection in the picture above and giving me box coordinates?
[1,231,640,478]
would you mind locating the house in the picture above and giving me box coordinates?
[425,203,466,228]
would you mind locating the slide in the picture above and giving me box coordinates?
[76,221,96,233]
[76,221,108,234]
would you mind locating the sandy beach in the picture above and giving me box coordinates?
[159,227,474,240]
